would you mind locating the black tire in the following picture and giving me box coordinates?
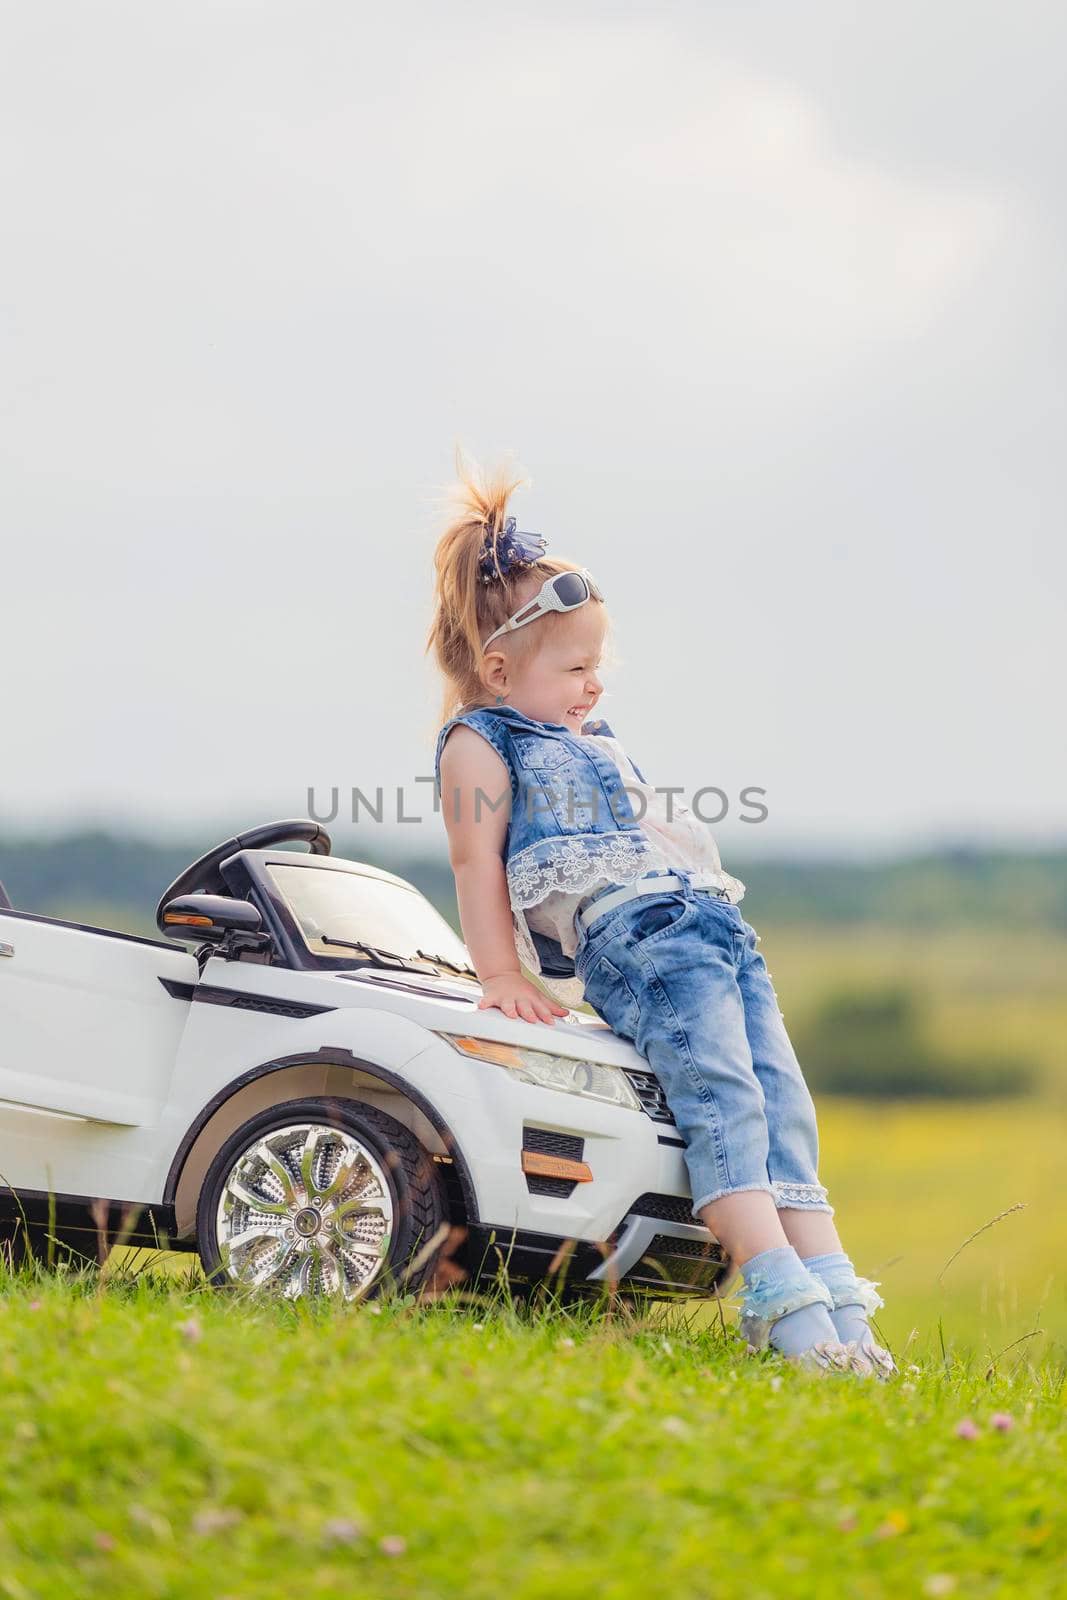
[196,1095,449,1301]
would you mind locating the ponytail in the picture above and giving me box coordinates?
[425,447,601,728]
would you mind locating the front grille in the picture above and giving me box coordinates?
[522,1126,584,1198]
[621,1229,729,1294]
[622,1068,675,1125]
[630,1192,698,1225]
[645,1232,725,1261]
[523,1127,585,1161]
[526,1175,578,1198]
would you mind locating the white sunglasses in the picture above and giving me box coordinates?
[482,568,604,652]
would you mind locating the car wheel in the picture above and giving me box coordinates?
[196,1095,448,1302]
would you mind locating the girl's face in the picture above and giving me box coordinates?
[489,606,607,730]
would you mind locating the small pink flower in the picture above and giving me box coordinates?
[192,1506,242,1536]
[954,1417,980,1440]
[28,1300,42,1312]
[990,1411,1014,1433]
[380,1535,407,1556]
[177,1317,202,1343]
[323,1518,362,1545]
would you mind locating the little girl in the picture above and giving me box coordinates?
[426,456,895,1378]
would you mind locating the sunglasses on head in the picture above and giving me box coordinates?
[482,568,604,652]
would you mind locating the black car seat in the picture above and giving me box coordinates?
[0,880,11,911]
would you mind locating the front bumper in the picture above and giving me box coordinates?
[403,1038,705,1236]
[463,1192,730,1300]
[401,1040,728,1294]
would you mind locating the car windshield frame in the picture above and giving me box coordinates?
[257,857,476,979]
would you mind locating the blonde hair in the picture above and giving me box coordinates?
[425,447,611,728]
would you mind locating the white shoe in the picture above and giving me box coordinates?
[784,1339,899,1379]
[786,1339,856,1375]
[853,1337,898,1381]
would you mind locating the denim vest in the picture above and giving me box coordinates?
[433,704,659,1000]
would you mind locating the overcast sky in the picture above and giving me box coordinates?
[2,1,1064,865]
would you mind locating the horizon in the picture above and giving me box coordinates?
[2,815,1065,865]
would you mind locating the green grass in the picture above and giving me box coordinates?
[2,919,1062,1595]
[0,1269,1063,1599]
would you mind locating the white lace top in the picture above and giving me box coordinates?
[513,732,745,1007]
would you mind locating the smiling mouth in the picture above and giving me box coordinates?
[567,705,593,716]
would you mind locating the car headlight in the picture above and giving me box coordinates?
[436,1033,642,1112]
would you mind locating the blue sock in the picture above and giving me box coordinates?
[739,1246,838,1356]
[801,1251,873,1345]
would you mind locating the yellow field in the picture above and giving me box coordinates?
[738,923,1067,1357]
[815,1097,1063,1356]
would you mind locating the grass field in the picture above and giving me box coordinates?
[0,1271,1062,1599]
[5,1083,1053,1600]
[1,922,1063,1595]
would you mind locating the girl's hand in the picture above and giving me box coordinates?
[477,971,570,1025]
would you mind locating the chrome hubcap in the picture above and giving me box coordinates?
[215,1121,394,1299]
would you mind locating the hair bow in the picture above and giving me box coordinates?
[478,516,547,583]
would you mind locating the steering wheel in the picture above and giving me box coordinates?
[155,818,332,933]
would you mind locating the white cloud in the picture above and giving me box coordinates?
[0,6,1059,845]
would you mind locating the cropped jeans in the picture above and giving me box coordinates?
[572,869,833,1224]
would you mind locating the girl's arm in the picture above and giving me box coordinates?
[439,725,569,1025]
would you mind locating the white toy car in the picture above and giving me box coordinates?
[0,820,726,1302]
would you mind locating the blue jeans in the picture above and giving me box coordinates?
[573,869,833,1223]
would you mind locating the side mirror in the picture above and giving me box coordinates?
[160,893,266,946]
